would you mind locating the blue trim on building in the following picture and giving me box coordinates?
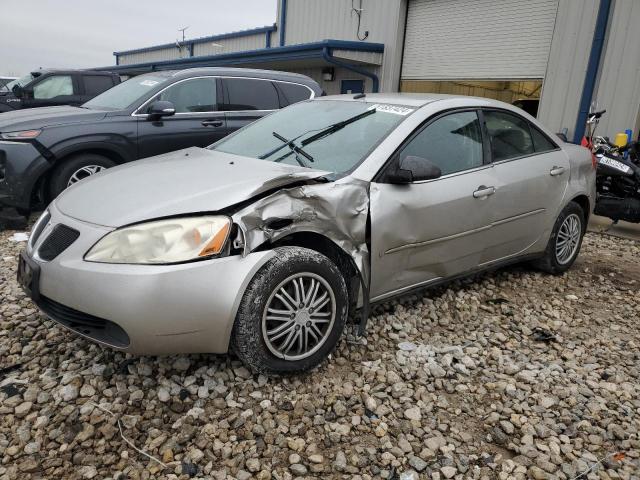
[573,0,611,143]
[265,30,271,48]
[322,47,379,93]
[279,0,287,47]
[113,25,277,57]
[100,40,384,73]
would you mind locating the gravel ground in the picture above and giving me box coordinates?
[1,226,639,480]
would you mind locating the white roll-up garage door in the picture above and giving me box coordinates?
[402,0,559,80]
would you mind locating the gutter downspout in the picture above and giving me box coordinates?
[279,0,287,47]
[322,46,380,93]
[573,0,612,143]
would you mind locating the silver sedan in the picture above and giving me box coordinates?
[18,94,595,374]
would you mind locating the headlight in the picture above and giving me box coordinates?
[1,129,42,140]
[85,216,231,264]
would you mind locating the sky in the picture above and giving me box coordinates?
[0,0,278,76]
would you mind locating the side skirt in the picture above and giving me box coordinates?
[368,253,543,308]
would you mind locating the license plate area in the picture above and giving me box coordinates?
[17,251,41,301]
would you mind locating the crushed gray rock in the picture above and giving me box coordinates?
[1,225,639,479]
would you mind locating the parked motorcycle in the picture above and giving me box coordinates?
[583,110,640,223]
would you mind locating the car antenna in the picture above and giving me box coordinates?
[353,93,366,100]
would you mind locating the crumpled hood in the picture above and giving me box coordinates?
[0,106,107,131]
[55,147,330,227]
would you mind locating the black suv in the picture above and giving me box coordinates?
[0,70,120,112]
[0,68,322,213]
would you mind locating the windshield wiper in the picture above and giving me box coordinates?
[257,108,376,165]
[261,131,314,167]
[300,108,376,147]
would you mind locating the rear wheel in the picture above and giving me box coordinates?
[231,247,348,374]
[48,154,116,199]
[532,201,585,274]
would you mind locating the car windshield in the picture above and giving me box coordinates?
[83,75,168,110]
[5,73,35,91]
[212,100,413,174]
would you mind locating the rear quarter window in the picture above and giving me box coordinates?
[275,82,313,107]
[530,125,558,152]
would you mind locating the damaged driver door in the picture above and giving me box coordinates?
[369,110,495,301]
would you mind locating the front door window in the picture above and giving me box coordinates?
[153,77,218,113]
[400,111,484,176]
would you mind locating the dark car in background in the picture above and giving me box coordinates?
[0,77,17,89]
[0,67,322,214]
[0,70,120,113]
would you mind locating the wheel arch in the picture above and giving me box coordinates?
[53,144,129,166]
[32,146,129,207]
[254,231,362,320]
[569,194,591,225]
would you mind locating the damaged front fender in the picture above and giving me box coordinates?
[233,178,370,281]
[231,178,372,331]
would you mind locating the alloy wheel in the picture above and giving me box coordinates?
[555,213,581,265]
[261,272,336,361]
[67,165,107,187]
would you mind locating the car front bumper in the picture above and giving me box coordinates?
[22,203,275,355]
[0,140,50,210]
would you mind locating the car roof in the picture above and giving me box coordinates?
[32,69,116,76]
[165,67,321,88]
[316,92,524,110]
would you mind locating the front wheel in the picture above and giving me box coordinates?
[48,153,116,200]
[231,247,348,374]
[532,201,586,274]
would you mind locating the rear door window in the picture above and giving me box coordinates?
[275,82,313,107]
[484,110,535,161]
[223,78,279,111]
[83,75,115,96]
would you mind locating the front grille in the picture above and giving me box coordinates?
[38,295,130,348]
[37,224,79,261]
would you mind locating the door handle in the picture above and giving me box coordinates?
[549,166,566,176]
[201,120,223,127]
[473,185,496,199]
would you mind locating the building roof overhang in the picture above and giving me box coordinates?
[95,40,384,75]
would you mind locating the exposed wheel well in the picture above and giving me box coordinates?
[570,195,591,224]
[258,232,362,320]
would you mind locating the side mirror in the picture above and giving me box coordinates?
[147,100,176,120]
[12,85,23,98]
[387,155,442,184]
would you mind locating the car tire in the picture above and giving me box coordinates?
[532,201,586,275]
[48,154,116,200]
[231,246,349,375]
